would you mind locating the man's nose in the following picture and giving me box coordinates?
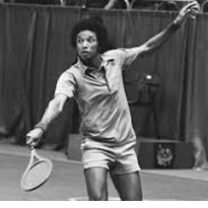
[82,40,88,48]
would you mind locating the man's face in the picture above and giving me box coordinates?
[76,30,99,62]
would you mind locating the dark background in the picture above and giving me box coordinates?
[0,3,207,154]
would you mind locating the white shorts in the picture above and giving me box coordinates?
[81,139,140,175]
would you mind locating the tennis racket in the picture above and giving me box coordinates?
[20,145,53,192]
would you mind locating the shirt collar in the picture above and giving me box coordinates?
[76,55,114,74]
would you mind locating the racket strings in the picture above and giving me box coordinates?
[21,160,52,190]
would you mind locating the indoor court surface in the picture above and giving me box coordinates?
[0,143,208,201]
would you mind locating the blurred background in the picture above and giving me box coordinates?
[1,0,208,170]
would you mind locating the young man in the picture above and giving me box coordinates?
[26,1,199,201]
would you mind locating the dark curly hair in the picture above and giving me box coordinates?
[71,15,113,53]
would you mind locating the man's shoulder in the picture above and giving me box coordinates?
[64,63,79,73]
[103,48,125,57]
[102,48,126,61]
[58,64,80,80]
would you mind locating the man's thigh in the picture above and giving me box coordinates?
[111,171,143,201]
[84,167,109,201]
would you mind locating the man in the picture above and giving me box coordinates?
[26,1,199,201]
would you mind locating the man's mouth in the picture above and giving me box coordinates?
[81,51,89,56]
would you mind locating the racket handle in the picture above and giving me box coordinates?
[29,145,35,150]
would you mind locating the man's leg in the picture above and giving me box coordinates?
[111,171,143,201]
[84,167,108,201]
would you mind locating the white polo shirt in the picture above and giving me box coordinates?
[55,48,142,146]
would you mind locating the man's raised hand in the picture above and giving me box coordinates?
[174,1,200,26]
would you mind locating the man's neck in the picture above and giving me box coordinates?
[82,54,102,70]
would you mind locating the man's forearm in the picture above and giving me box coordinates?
[34,98,65,133]
[143,21,180,55]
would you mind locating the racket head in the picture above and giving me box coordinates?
[21,150,53,192]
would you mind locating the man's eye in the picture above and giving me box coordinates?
[77,39,83,43]
[89,38,95,43]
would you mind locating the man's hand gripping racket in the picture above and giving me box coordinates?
[20,129,53,191]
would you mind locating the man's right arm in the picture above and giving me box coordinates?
[26,94,68,147]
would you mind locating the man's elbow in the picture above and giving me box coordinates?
[140,45,152,57]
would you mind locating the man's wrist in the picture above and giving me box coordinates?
[169,21,181,32]
[34,122,47,133]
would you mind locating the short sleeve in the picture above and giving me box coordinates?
[115,47,143,67]
[54,70,76,98]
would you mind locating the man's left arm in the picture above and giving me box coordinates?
[136,1,199,58]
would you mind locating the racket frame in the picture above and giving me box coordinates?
[20,147,53,192]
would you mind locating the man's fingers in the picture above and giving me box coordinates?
[182,1,199,13]
[190,6,199,13]
[186,1,199,8]
[30,142,36,148]
[26,136,31,144]
[26,128,43,147]
[189,5,199,19]
[191,10,199,15]
[26,136,38,147]
[182,2,199,19]
[191,5,200,12]
[26,137,34,145]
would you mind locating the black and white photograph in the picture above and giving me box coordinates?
[0,0,208,203]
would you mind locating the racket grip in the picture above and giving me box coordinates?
[29,145,35,150]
